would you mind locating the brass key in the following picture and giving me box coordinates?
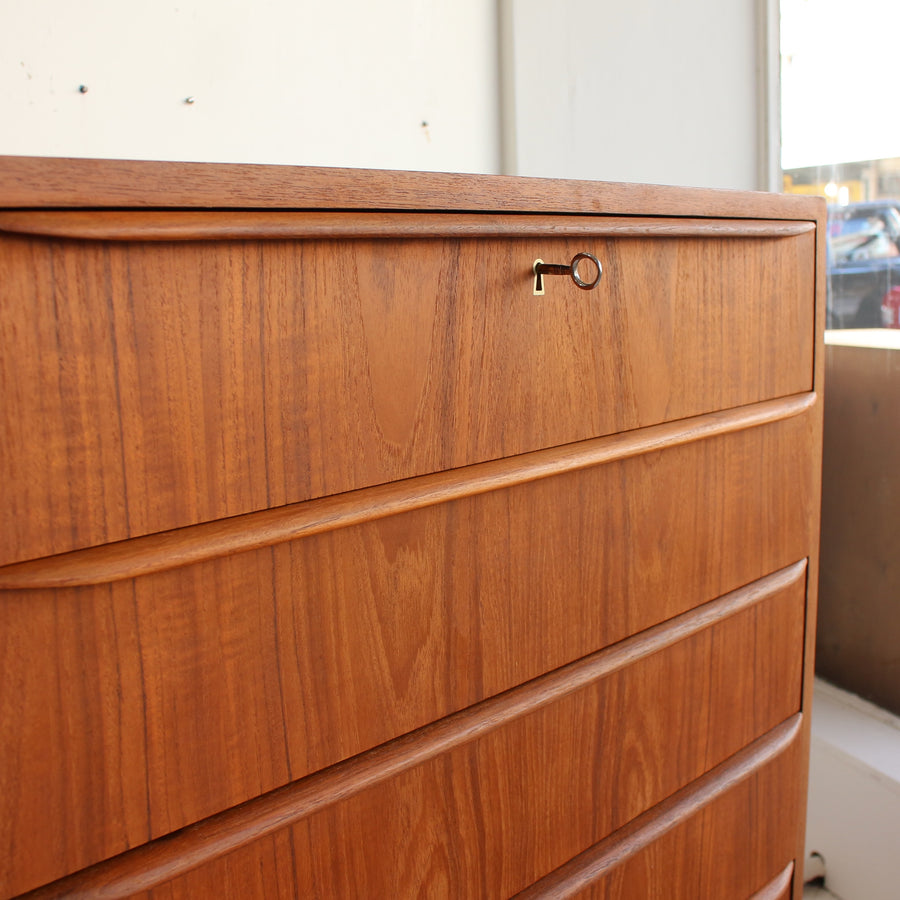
[533,252,602,295]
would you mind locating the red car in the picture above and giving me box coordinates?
[881,285,900,327]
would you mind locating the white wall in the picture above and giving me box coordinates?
[1,0,771,190]
[503,0,772,189]
[0,0,501,174]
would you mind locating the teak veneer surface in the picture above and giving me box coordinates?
[0,418,813,891]
[0,394,814,591]
[0,227,814,565]
[0,158,825,900]
[522,730,804,900]
[0,210,817,241]
[14,582,804,899]
[0,155,823,219]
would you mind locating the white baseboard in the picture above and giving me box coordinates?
[804,678,900,900]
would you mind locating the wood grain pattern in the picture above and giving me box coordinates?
[15,592,805,899]
[0,160,825,900]
[0,226,815,566]
[0,393,815,590]
[0,411,814,894]
[517,723,803,899]
[747,864,795,900]
[0,210,816,241]
[0,155,825,220]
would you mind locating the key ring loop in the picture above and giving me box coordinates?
[570,252,602,290]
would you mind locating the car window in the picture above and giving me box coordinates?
[882,208,900,236]
[830,214,900,263]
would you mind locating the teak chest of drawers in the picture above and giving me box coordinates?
[0,158,824,899]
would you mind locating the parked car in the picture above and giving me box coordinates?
[827,200,900,328]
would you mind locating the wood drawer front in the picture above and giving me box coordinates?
[0,220,815,565]
[0,416,812,897]
[16,589,805,899]
[522,739,802,900]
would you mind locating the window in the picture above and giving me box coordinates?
[781,0,900,329]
